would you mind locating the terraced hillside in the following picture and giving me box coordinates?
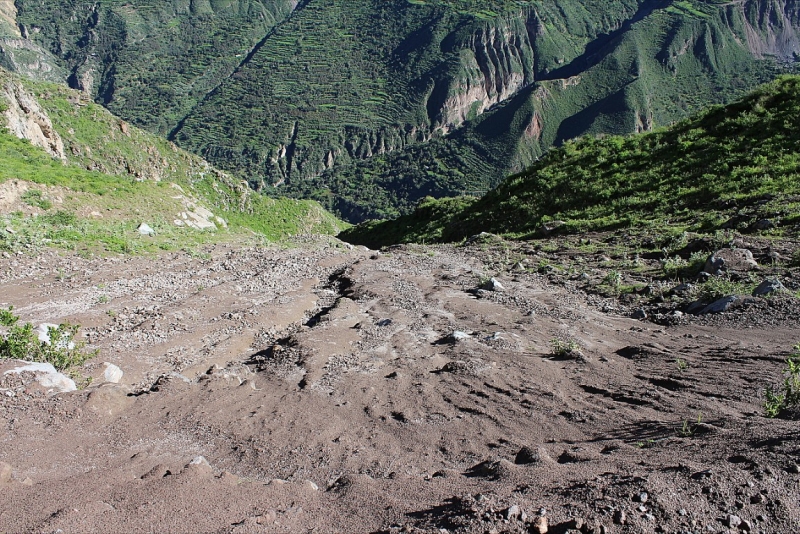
[8,0,800,221]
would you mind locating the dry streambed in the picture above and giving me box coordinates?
[1,238,799,533]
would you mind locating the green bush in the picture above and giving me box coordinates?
[0,307,97,371]
[764,344,800,418]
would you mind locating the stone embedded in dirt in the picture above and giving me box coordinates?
[449,331,470,342]
[137,223,155,235]
[505,504,521,520]
[703,248,758,275]
[752,279,785,296]
[480,277,505,291]
[103,362,123,383]
[514,446,553,465]
[700,295,740,314]
[632,308,647,320]
[3,362,77,393]
[725,514,742,528]
[754,219,775,230]
[750,493,766,504]
[635,492,648,503]
[531,515,548,533]
[0,462,12,484]
[539,220,565,236]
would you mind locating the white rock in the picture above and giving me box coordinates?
[137,223,155,235]
[36,323,75,349]
[173,219,184,227]
[4,362,77,393]
[103,362,123,384]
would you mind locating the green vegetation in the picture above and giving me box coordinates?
[342,76,800,246]
[550,338,582,359]
[0,307,96,371]
[764,344,800,418]
[0,69,344,255]
[11,0,789,222]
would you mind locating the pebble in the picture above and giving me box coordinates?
[531,516,548,534]
[635,491,649,503]
[505,505,521,521]
[725,514,742,528]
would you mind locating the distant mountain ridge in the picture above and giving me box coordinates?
[4,0,800,222]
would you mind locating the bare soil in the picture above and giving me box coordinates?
[1,235,799,534]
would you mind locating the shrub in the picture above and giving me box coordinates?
[764,344,800,418]
[0,307,97,371]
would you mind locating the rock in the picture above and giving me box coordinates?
[754,219,774,230]
[480,277,504,291]
[505,505,521,520]
[700,295,739,314]
[613,510,626,525]
[725,514,742,528]
[2,81,66,160]
[704,249,758,275]
[632,308,647,320]
[741,519,753,531]
[449,331,470,342]
[3,362,77,393]
[749,492,764,504]
[5,226,15,234]
[36,323,75,349]
[138,223,155,236]
[635,492,648,503]
[531,516,548,534]
[752,279,785,296]
[787,463,800,474]
[103,362,123,383]
[0,462,12,484]
[514,446,553,465]
[539,220,566,236]
[673,283,694,295]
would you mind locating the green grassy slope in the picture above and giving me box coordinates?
[12,0,799,223]
[340,75,800,247]
[0,69,344,254]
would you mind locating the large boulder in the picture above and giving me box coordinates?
[703,249,758,275]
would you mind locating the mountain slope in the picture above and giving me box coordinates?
[340,74,800,247]
[8,0,800,222]
[0,68,344,254]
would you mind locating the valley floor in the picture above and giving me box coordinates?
[0,237,799,533]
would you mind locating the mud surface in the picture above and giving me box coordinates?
[1,236,799,533]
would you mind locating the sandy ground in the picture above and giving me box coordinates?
[1,235,799,534]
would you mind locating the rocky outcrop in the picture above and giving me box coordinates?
[741,0,800,61]
[434,14,535,131]
[1,79,65,160]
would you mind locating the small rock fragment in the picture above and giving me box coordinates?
[725,514,742,528]
[137,223,155,236]
[505,505,521,521]
[103,362,123,384]
[531,516,548,534]
[480,277,504,291]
